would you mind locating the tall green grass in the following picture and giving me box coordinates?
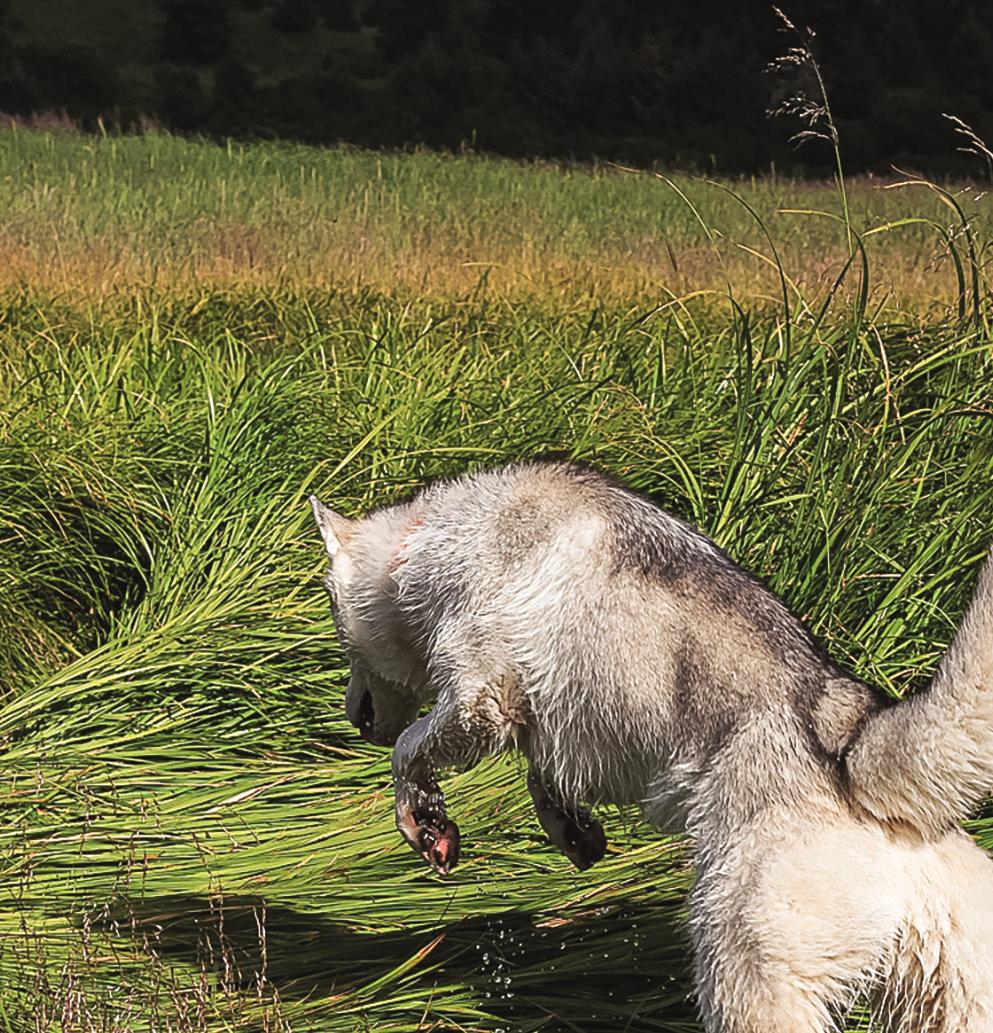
[0,127,990,304]
[0,130,992,1031]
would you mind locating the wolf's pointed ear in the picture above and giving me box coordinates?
[310,496,354,559]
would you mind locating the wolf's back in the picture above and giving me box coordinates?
[845,548,993,835]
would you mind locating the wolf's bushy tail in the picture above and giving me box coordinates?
[846,549,993,836]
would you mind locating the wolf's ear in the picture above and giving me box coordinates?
[309,496,355,559]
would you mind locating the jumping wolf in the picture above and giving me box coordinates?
[310,460,993,1032]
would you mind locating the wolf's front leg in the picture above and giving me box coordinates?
[527,769,607,871]
[392,677,522,874]
[392,713,463,874]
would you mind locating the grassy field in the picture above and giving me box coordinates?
[1,126,992,307]
[1,127,992,1032]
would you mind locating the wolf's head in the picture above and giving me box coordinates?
[309,495,426,746]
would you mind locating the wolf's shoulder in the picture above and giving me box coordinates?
[414,460,602,524]
[413,459,718,572]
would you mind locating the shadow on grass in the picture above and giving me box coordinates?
[94,892,698,1031]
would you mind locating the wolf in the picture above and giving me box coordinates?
[310,460,993,1033]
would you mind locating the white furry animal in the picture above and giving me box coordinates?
[310,460,993,1032]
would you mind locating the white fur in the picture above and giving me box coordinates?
[312,463,993,1031]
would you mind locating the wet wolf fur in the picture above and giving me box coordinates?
[311,461,993,1033]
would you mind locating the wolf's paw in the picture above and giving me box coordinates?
[555,810,607,871]
[529,775,607,871]
[398,808,461,875]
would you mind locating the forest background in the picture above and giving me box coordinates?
[1,0,991,173]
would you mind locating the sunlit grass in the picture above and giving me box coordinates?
[0,128,992,1031]
[0,127,990,306]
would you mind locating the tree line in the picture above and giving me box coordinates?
[0,0,991,174]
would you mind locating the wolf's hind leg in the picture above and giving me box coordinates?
[527,769,606,870]
[693,913,836,1033]
[881,831,993,1033]
[392,672,525,874]
[696,969,834,1033]
[691,817,912,1033]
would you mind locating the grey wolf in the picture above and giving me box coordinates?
[310,460,993,1032]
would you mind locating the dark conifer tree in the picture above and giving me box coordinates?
[360,0,383,26]
[271,0,318,33]
[213,55,256,105]
[155,65,210,128]
[320,0,360,32]
[159,0,232,65]
[0,0,11,66]
[17,45,118,118]
[373,0,452,61]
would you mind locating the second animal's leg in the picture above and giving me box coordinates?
[527,769,606,870]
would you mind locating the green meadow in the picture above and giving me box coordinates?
[1,128,991,1031]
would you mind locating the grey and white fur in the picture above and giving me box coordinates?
[310,460,993,1033]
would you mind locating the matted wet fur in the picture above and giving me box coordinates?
[311,460,993,1032]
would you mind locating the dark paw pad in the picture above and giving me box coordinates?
[561,813,607,871]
